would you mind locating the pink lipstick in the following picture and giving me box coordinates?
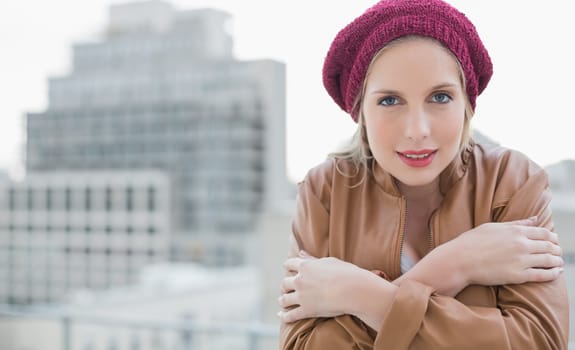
[397,149,437,168]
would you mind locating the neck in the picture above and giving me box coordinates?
[395,177,441,201]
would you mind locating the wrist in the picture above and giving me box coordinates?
[350,269,396,330]
[435,240,471,294]
[400,242,469,297]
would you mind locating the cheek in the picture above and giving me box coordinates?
[365,117,396,152]
[436,113,465,145]
[364,115,378,140]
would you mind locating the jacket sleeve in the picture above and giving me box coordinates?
[279,177,376,349]
[373,168,569,350]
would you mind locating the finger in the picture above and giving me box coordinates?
[505,216,537,226]
[526,253,564,269]
[283,257,304,272]
[285,269,297,277]
[278,292,299,309]
[528,239,562,256]
[278,306,310,324]
[524,228,560,245]
[523,266,564,283]
[280,276,296,293]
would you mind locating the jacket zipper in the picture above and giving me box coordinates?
[428,207,439,252]
[396,197,407,278]
[398,200,438,276]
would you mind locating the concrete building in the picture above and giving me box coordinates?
[25,0,288,265]
[546,159,575,256]
[0,171,171,305]
[547,159,575,193]
[0,263,276,350]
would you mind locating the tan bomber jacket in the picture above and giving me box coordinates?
[280,143,569,349]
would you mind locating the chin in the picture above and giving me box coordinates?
[402,179,436,187]
[395,171,440,187]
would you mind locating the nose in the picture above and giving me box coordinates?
[404,106,430,141]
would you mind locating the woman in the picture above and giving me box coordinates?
[278,0,569,349]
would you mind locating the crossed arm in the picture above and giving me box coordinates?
[279,220,567,349]
[279,218,563,329]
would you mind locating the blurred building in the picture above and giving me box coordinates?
[546,159,575,256]
[547,159,575,194]
[0,170,10,183]
[25,0,288,266]
[0,263,276,350]
[255,199,293,350]
[0,171,171,304]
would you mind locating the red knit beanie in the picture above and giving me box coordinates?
[323,0,493,122]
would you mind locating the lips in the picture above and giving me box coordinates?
[397,149,437,167]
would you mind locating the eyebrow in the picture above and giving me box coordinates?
[368,82,459,95]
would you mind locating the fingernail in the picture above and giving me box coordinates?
[529,216,537,221]
[277,311,284,318]
[299,250,308,256]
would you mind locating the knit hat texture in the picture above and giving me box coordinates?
[322,0,493,122]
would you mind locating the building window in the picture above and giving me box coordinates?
[46,188,52,211]
[65,188,72,211]
[126,186,133,212]
[85,187,91,211]
[147,186,156,211]
[27,188,34,210]
[8,188,15,211]
[105,186,112,211]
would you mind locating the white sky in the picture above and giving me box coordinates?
[1,0,574,183]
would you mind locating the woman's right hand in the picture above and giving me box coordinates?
[402,216,565,297]
[449,216,563,288]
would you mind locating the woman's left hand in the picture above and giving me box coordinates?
[278,251,367,323]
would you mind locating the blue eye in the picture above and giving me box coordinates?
[379,96,399,106]
[431,93,452,104]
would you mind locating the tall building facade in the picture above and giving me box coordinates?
[0,171,171,304]
[25,1,287,263]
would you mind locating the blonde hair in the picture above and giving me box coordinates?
[329,36,474,173]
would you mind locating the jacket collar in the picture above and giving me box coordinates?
[371,142,473,197]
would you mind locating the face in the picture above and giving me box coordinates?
[362,37,466,187]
